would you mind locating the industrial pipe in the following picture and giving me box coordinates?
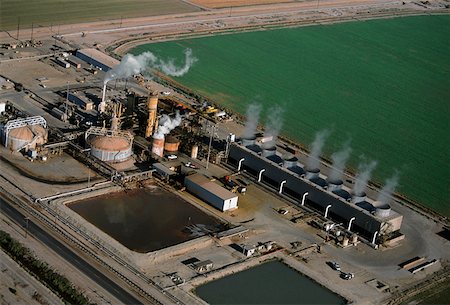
[301,192,309,206]
[348,217,356,231]
[238,158,245,171]
[372,231,378,245]
[279,180,287,194]
[325,204,332,218]
[258,169,266,182]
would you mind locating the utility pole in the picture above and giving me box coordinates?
[65,81,69,119]
[206,123,216,169]
[16,17,20,40]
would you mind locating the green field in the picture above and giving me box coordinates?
[132,15,450,217]
[0,0,199,31]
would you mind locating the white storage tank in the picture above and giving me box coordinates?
[88,135,132,163]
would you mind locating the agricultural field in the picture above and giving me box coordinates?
[131,15,450,216]
[0,0,199,31]
[190,0,296,9]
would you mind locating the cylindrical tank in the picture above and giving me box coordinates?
[373,201,391,218]
[152,136,164,157]
[7,125,47,151]
[327,179,343,192]
[305,167,320,179]
[88,135,132,163]
[241,135,256,147]
[283,156,298,168]
[342,237,349,247]
[164,136,180,153]
[351,234,358,244]
[351,191,367,203]
[261,146,276,157]
[191,145,198,159]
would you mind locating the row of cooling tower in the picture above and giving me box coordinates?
[240,135,391,218]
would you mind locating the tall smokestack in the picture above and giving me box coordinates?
[98,84,107,113]
[145,95,158,138]
[102,84,106,103]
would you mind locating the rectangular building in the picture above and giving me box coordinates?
[185,174,238,212]
[67,55,83,69]
[76,49,119,72]
[68,92,94,111]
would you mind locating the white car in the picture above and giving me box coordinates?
[167,154,177,160]
[162,91,171,96]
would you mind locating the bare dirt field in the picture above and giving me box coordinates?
[0,0,199,31]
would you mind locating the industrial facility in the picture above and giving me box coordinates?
[228,136,403,243]
[2,20,448,304]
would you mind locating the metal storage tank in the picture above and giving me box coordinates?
[164,136,180,153]
[88,135,132,163]
[7,125,47,151]
[152,137,164,157]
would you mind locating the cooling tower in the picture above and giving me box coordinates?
[164,136,180,153]
[241,135,256,147]
[283,156,298,168]
[327,179,343,192]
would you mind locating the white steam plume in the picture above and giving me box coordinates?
[263,106,284,148]
[306,129,331,170]
[377,171,400,203]
[242,103,262,139]
[352,160,378,195]
[153,112,182,139]
[328,139,352,182]
[104,48,197,85]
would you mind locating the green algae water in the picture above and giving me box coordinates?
[195,260,346,305]
[131,15,450,217]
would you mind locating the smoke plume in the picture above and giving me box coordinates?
[242,103,262,139]
[352,160,378,195]
[306,129,331,170]
[104,48,197,84]
[262,106,284,148]
[328,140,352,182]
[153,111,182,139]
[377,171,400,203]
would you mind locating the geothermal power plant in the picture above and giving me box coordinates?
[2,5,449,302]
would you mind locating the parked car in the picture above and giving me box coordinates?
[329,261,341,271]
[340,272,354,280]
[167,154,177,160]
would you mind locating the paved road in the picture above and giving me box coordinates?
[0,197,144,305]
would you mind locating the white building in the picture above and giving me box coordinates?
[184,174,238,212]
